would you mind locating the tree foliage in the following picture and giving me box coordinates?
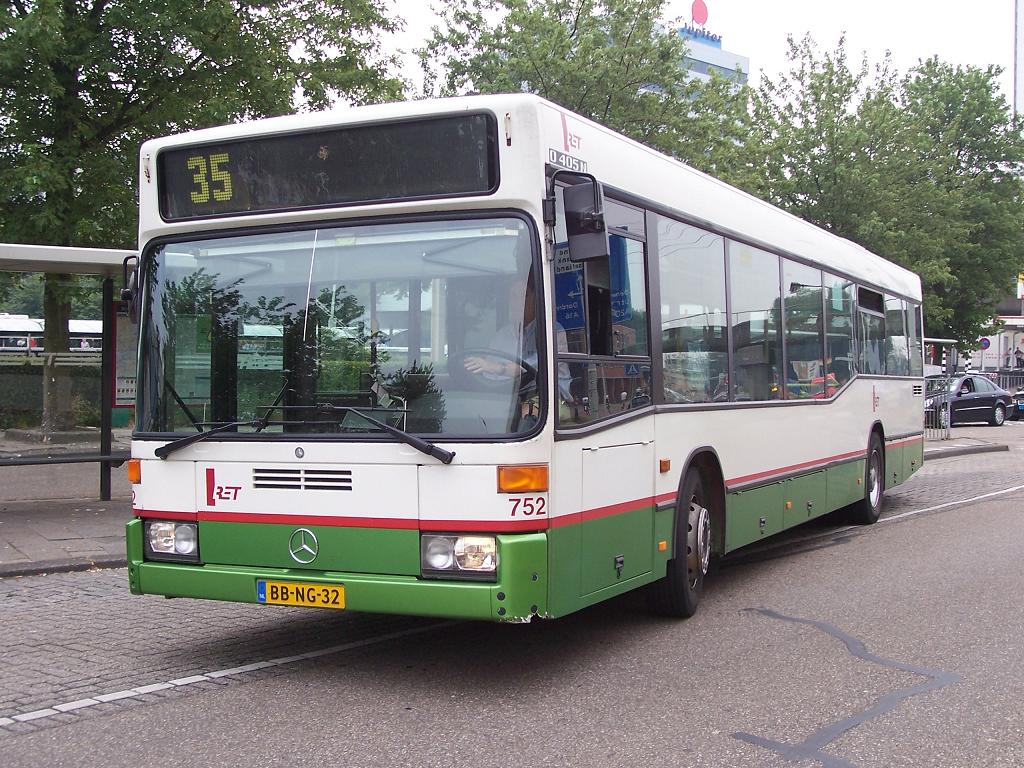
[0,0,403,250]
[0,0,402,429]
[753,36,1024,346]
[419,0,753,181]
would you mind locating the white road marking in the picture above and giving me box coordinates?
[12,709,58,722]
[881,483,1024,524]
[1,621,454,728]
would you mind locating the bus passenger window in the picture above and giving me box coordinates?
[824,273,855,392]
[657,217,727,404]
[555,205,652,428]
[908,302,924,376]
[610,237,648,356]
[857,288,885,375]
[558,361,651,426]
[783,259,824,399]
[729,243,783,401]
[885,295,910,376]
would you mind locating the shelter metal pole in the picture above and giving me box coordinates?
[100,277,114,501]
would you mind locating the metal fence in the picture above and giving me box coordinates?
[924,376,955,441]
[995,372,1024,393]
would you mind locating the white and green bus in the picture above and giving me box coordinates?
[126,94,924,621]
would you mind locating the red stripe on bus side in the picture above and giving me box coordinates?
[551,493,668,529]
[726,449,866,487]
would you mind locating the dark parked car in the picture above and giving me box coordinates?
[1009,387,1024,421]
[925,374,1012,427]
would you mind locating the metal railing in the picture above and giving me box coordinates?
[924,376,955,440]
[995,372,1024,393]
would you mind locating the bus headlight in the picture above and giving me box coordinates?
[420,534,497,581]
[144,520,200,562]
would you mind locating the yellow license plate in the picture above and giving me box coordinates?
[257,580,345,609]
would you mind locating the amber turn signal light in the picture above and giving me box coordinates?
[127,459,141,484]
[497,465,549,493]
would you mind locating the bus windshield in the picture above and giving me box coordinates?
[137,216,543,438]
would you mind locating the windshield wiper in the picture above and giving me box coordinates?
[155,418,265,459]
[165,378,203,432]
[254,376,292,433]
[154,401,455,465]
[312,403,455,464]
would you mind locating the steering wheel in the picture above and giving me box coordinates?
[448,348,539,392]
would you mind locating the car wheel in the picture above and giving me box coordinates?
[990,403,1006,426]
[647,469,711,618]
[848,433,884,525]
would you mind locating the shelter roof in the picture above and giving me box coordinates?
[0,243,133,278]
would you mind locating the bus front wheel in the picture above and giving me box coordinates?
[648,469,711,618]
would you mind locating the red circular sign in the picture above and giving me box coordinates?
[979,337,991,350]
[692,0,709,26]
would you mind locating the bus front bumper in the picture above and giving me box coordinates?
[126,519,548,623]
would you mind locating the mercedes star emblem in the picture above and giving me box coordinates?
[288,528,319,564]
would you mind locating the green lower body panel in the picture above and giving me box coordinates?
[826,459,865,511]
[904,439,923,479]
[127,519,547,623]
[886,443,906,487]
[724,459,870,554]
[545,504,672,618]
[726,482,784,551]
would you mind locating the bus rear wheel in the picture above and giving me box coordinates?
[648,469,711,618]
[848,434,884,525]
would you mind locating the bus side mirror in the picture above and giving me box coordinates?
[563,180,609,262]
[121,254,140,324]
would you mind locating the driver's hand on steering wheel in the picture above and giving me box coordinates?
[464,355,515,377]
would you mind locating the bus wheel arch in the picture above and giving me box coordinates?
[647,448,724,618]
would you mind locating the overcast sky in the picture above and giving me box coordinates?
[664,0,1017,97]
[390,0,1019,104]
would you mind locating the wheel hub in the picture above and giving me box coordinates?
[868,455,881,508]
[687,500,711,586]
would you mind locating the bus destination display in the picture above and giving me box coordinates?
[158,114,498,220]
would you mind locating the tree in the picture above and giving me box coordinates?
[900,58,1024,344]
[752,36,1024,347]
[0,0,403,431]
[419,0,753,179]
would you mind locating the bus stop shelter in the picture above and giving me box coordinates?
[0,243,135,500]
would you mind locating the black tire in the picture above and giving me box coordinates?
[648,469,712,618]
[848,433,884,525]
[990,403,1006,426]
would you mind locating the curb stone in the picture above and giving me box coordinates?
[0,554,127,579]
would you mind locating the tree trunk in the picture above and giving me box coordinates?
[41,272,75,435]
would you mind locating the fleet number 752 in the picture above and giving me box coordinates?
[508,497,546,517]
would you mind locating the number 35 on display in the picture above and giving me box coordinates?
[186,153,233,204]
[508,496,546,517]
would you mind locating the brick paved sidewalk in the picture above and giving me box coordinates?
[0,498,131,577]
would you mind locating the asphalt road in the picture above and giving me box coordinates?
[1,443,1023,767]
